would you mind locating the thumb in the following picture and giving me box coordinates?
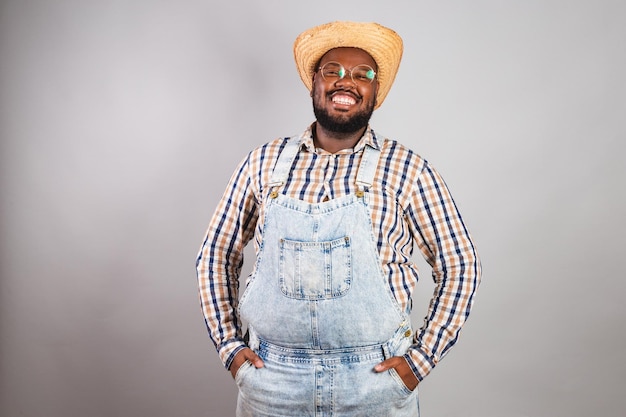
[374,357,399,373]
[245,350,264,368]
[374,358,393,372]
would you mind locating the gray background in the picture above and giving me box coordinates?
[1,0,624,416]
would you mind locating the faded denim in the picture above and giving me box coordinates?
[238,139,419,416]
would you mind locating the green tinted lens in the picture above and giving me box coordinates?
[321,62,342,78]
[353,65,376,82]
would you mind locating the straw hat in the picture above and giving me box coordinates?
[293,21,403,109]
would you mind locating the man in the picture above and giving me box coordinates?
[197,21,481,416]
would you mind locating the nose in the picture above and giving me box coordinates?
[334,71,357,88]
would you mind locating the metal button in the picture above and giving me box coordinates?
[404,329,412,338]
[355,190,364,198]
[269,191,278,199]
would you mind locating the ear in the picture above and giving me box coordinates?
[310,73,317,97]
[372,80,379,106]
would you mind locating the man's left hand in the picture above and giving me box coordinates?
[374,356,419,391]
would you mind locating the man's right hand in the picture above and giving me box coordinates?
[230,347,265,379]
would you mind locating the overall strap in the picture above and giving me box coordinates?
[355,145,381,192]
[268,136,381,193]
[267,136,302,188]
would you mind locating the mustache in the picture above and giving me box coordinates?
[327,88,361,100]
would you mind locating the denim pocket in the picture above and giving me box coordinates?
[279,236,352,299]
[388,368,416,396]
[234,360,253,386]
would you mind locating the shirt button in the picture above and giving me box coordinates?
[404,329,412,338]
[269,191,278,199]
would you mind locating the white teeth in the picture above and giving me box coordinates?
[332,95,356,105]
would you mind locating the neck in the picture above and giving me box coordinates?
[313,123,367,153]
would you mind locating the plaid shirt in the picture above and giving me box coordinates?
[196,125,481,381]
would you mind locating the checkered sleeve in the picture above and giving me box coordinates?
[196,153,259,370]
[403,161,482,381]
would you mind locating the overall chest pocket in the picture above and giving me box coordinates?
[279,236,352,300]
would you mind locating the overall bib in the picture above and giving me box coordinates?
[237,138,419,417]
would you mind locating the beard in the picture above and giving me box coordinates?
[312,92,375,134]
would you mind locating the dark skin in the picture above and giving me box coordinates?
[229,47,419,392]
[310,47,377,152]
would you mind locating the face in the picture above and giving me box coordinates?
[311,47,379,134]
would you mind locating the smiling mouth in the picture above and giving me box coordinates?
[331,92,358,106]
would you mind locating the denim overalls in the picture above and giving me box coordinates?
[237,137,419,416]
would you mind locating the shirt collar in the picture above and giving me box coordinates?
[299,123,382,154]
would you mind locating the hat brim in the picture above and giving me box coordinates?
[293,21,403,110]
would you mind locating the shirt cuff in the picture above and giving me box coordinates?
[218,339,247,370]
[404,346,438,382]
